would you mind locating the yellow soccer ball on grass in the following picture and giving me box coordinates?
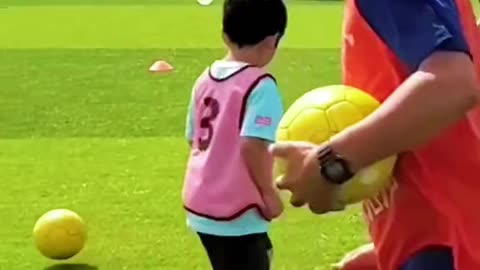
[275,85,397,205]
[33,209,87,260]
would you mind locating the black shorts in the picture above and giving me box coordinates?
[400,246,454,270]
[197,232,273,270]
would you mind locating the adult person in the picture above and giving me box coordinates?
[271,1,480,269]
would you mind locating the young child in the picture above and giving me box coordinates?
[182,0,287,269]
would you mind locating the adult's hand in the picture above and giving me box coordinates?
[270,142,345,214]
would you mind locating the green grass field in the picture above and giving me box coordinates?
[0,1,372,269]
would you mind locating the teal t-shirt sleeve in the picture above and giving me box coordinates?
[185,87,195,141]
[240,77,284,142]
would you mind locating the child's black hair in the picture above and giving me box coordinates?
[223,0,287,48]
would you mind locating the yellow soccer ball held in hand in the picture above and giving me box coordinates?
[275,85,397,205]
[33,209,87,260]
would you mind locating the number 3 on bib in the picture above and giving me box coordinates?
[198,97,220,151]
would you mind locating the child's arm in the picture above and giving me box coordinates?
[241,137,276,194]
[185,87,196,147]
[239,77,284,218]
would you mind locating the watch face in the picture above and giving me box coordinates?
[322,160,351,184]
[325,161,344,178]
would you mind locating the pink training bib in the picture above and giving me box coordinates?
[183,65,273,221]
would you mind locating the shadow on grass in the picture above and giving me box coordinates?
[45,264,98,270]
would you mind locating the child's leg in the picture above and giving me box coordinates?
[243,233,273,270]
[197,232,272,270]
[264,234,274,267]
[197,233,229,270]
[332,243,377,270]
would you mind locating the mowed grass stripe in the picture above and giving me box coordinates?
[0,5,342,49]
[0,0,341,6]
[0,137,368,269]
[0,48,341,138]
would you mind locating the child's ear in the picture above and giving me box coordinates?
[264,35,280,49]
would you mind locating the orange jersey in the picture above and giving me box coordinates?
[342,0,480,269]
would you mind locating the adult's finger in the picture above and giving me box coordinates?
[276,174,295,190]
[308,200,345,215]
[289,189,307,207]
[269,141,315,158]
[331,201,346,212]
[308,203,328,215]
[268,142,294,159]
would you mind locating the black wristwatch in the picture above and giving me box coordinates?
[317,145,354,185]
